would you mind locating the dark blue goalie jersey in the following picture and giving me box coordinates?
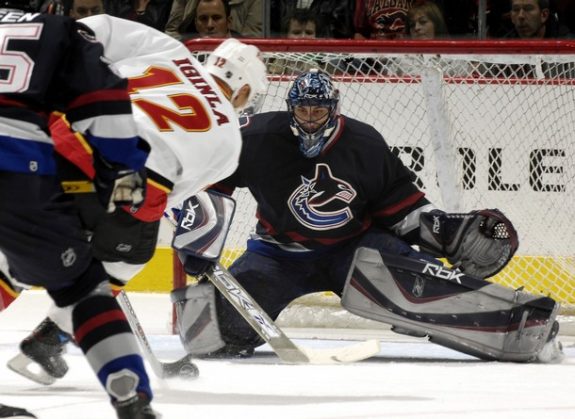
[212,111,433,256]
[0,8,147,175]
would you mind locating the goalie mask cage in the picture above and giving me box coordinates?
[178,39,575,315]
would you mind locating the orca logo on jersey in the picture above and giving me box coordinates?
[288,163,356,231]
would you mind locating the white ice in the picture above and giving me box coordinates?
[1,291,574,419]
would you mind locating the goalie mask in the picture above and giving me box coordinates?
[286,69,340,158]
[205,38,268,115]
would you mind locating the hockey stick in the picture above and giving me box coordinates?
[116,290,199,379]
[205,262,381,364]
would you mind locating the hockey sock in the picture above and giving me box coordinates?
[72,294,152,401]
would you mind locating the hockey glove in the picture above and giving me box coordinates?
[179,252,215,277]
[93,151,147,213]
[419,209,518,279]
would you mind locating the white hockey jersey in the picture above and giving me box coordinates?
[80,15,242,208]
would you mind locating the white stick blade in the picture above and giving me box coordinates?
[298,339,381,364]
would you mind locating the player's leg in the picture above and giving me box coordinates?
[341,247,562,363]
[0,173,157,417]
[328,227,437,294]
[173,250,317,358]
[9,192,159,385]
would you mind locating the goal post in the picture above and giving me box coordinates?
[178,38,575,314]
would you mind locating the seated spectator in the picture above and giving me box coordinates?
[407,0,448,39]
[58,0,104,18]
[283,8,317,38]
[354,0,416,39]
[104,0,174,31]
[504,0,569,38]
[268,9,318,75]
[166,0,262,39]
[176,0,239,39]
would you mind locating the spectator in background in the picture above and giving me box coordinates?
[104,0,174,31]
[354,0,416,39]
[166,0,262,39]
[407,0,448,39]
[269,8,326,75]
[283,8,318,38]
[174,0,239,39]
[63,0,106,20]
[504,0,569,38]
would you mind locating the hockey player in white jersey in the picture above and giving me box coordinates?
[2,14,268,385]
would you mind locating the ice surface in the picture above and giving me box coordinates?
[1,291,573,419]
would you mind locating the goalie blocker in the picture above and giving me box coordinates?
[342,247,562,363]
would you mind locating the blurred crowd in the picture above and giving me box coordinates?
[42,0,575,40]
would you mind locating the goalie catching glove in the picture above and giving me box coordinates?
[419,209,518,279]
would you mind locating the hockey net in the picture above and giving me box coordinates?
[179,39,575,316]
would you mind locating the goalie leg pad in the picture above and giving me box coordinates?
[170,282,226,355]
[341,247,559,362]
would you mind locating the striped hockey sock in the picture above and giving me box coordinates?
[72,294,152,400]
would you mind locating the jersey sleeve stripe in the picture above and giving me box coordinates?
[372,191,426,217]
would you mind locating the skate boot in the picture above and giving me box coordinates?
[7,317,73,385]
[114,394,161,419]
[0,403,37,418]
[536,320,564,364]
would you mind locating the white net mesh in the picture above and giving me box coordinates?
[185,40,575,313]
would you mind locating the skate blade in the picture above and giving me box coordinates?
[7,353,57,385]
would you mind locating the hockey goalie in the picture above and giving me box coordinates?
[172,195,563,364]
[170,70,563,364]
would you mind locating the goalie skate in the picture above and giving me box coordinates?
[7,318,71,385]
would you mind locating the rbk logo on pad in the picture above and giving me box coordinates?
[288,163,356,231]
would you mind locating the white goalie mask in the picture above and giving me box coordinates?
[205,38,268,115]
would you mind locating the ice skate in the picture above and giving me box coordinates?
[0,403,37,418]
[7,317,72,385]
[536,320,564,364]
[114,394,161,419]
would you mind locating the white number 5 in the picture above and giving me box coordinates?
[0,23,43,93]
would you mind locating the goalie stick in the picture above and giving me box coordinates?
[116,290,199,379]
[204,262,381,364]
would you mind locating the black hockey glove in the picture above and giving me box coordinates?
[179,252,215,277]
[93,150,147,213]
[419,209,519,279]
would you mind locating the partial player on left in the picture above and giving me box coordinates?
[1,13,268,386]
[0,1,158,418]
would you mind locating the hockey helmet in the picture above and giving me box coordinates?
[286,69,340,158]
[0,0,40,10]
[205,38,268,115]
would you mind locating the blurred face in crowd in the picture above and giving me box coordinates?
[69,0,104,19]
[287,19,317,39]
[195,0,232,38]
[409,11,435,39]
[511,0,549,38]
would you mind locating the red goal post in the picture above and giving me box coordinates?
[177,38,575,314]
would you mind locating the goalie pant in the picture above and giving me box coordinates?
[342,247,560,362]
